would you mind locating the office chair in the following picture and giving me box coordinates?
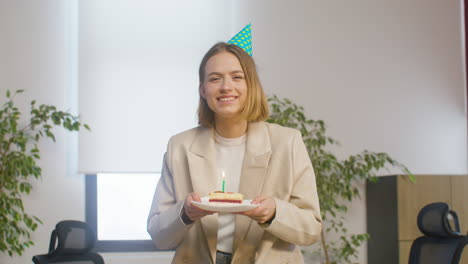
[408,202,468,264]
[32,220,104,264]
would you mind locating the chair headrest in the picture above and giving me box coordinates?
[48,220,97,257]
[417,202,461,238]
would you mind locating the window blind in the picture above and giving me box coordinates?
[79,0,232,173]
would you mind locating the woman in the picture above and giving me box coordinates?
[147,42,322,264]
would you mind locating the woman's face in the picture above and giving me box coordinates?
[200,51,247,120]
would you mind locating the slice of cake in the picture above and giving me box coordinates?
[209,191,243,204]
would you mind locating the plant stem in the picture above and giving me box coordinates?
[321,227,330,264]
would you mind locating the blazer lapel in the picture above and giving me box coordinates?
[187,127,218,262]
[233,122,272,253]
[188,127,218,197]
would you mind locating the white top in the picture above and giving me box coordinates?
[214,132,246,253]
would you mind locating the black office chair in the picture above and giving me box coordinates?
[408,202,468,264]
[32,220,104,264]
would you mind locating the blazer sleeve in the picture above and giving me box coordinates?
[263,131,322,246]
[147,140,193,250]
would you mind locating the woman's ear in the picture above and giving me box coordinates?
[199,83,205,98]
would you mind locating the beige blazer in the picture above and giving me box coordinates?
[147,121,322,264]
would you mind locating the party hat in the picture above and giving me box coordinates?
[228,24,252,56]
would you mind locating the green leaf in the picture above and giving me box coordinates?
[0,89,88,256]
[267,94,413,264]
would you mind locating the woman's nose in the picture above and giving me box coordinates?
[220,79,233,91]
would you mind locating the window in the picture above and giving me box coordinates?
[86,173,162,252]
[80,0,236,252]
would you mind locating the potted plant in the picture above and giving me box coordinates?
[267,95,413,264]
[0,90,89,256]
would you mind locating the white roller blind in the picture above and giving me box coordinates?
[79,1,233,173]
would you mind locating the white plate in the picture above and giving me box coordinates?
[192,197,259,213]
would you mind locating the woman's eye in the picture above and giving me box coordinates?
[233,76,244,80]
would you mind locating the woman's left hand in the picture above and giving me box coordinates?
[238,194,276,224]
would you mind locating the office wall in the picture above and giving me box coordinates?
[234,0,466,174]
[232,0,467,263]
[0,0,466,264]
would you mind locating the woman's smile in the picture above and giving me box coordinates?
[218,96,238,103]
[200,51,247,119]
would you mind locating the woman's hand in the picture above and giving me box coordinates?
[238,194,276,224]
[183,192,214,222]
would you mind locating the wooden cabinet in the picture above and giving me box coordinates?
[367,175,468,264]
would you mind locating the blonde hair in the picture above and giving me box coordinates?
[197,42,269,127]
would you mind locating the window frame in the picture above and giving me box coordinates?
[85,174,166,252]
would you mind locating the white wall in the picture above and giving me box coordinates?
[235,0,466,174]
[0,1,83,264]
[0,0,466,264]
[233,0,467,263]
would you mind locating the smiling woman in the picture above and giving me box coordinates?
[200,52,248,122]
[147,42,322,264]
[197,43,269,133]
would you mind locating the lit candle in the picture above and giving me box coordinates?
[222,170,226,192]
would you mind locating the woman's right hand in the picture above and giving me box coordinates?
[183,192,214,222]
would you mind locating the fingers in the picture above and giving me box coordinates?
[239,195,276,224]
[190,192,202,203]
[184,192,213,222]
[251,194,269,205]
